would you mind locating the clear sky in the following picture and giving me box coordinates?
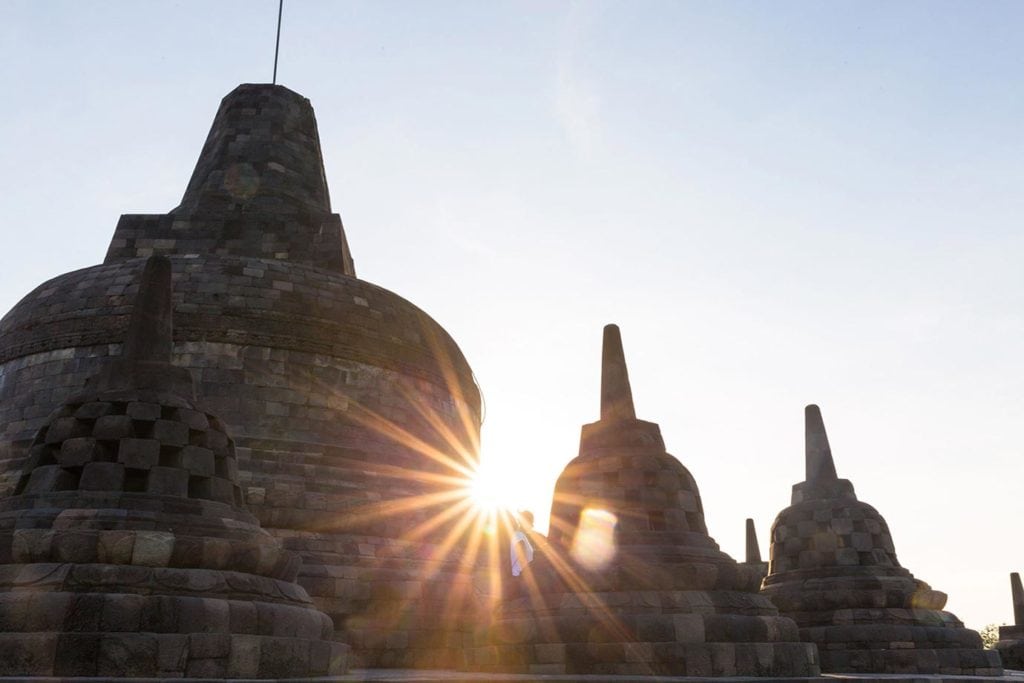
[1,1,1022,631]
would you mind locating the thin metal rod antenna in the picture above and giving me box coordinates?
[272,0,283,84]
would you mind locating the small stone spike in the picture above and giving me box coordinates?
[122,255,173,363]
[805,404,838,483]
[745,518,762,563]
[1012,572,1024,626]
[600,324,636,422]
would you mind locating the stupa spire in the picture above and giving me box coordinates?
[122,255,173,363]
[600,324,636,422]
[1012,572,1024,626]
[85,255,194,398]
[805,404,838,483]
[745,517,762,563]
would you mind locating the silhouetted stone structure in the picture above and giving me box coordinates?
[761,405,1001,675]
[0,84,482,668]
[0,256,344,677]
[996,572,1024,669]
[470,325,819,676]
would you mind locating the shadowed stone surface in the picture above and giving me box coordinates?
[469,325,819,677]
[761,405,1001,676]
[0,256,346,677]
[996,573,1024,670]
[0,84,482,668]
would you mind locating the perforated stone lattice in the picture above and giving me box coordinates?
[14,398,242,506]
[769,499,899,574]
[556,451,708,535]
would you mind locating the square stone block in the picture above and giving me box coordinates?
[118,438,160,469]
[54,633,101,676]
[188,632,231,658]
[58,437,100,467]
[74,402,113,420]
[674,614,706,643]
[147,467,189,497]
[175,408,210,431]
[100,594,144,632]
[155,634,187,676]
[0,633,58,676]
[229,635,262,677]
[52,531,99,563]
[12,529,54,563]
[153,419,189,446]
[80,462,125,491]
[179,445,215,476]
[126,401,162,421]
[97,530,135,564]
[26,593,72,631]
[131,531,174,567]
[45,416,87,444]
[93,415,135,440]
[25,465,77,493]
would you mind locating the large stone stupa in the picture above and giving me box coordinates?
[0,256,344,677]
[470,325,819,676]
[0,84,483,668]
[761,405,1002,675]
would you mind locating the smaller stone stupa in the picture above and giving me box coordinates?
[0,256,345,678]
[995,572,1024,669]
[761,405,1001,675]
[470,325,818,676]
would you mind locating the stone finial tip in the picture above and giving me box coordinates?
[804,404,838,484]
[600,323,636,422]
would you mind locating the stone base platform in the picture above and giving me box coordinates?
[0,668,1020,682]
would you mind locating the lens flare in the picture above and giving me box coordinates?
[570,507,617,571]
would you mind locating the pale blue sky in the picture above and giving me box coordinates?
[2,1,1022,630]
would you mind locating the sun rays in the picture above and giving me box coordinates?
[236,331,638,665]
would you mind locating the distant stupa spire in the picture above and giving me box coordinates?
[600,324,636,422]
[805,404,838,483]
[1012,572,1024,626]
[745,518,762,563]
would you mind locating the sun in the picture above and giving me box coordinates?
[467,460,509,513]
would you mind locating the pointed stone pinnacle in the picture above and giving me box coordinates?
[1012,572,1024,626]
[600,324,636,422]
[122,255,173,363]
[805,404,839,484]
[745,518,762,563]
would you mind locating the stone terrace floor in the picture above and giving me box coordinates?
[0,670,1022,683]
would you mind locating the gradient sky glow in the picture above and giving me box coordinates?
[2,0,1022,631]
